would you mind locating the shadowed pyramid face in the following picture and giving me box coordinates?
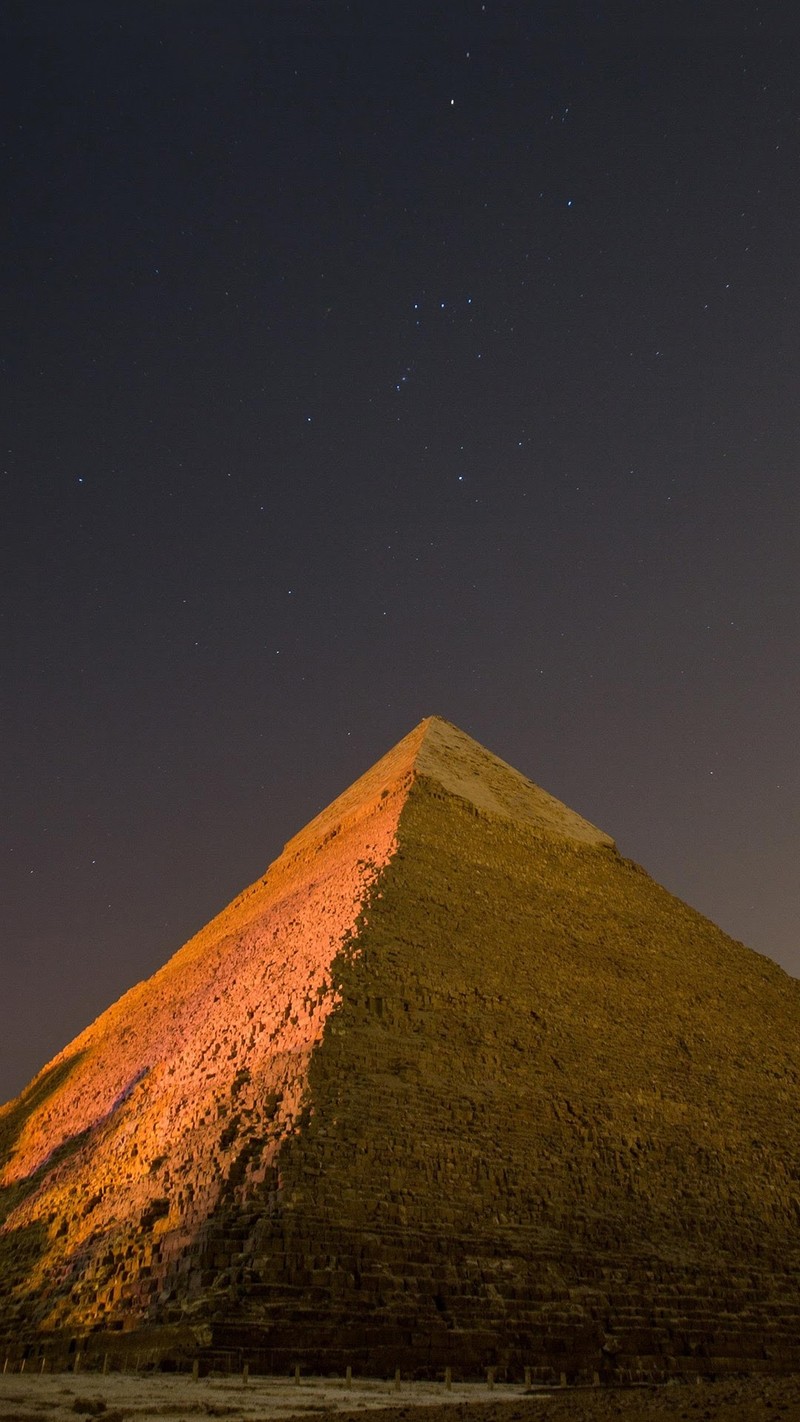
[1,718,799,1381]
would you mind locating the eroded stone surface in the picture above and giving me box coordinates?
[0,724,425,1342]
[2,719,799,1382]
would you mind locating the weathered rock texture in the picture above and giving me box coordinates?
[2,718,799,1380]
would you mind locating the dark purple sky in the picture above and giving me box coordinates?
[3,1,799,1105]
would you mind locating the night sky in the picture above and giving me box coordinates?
[3,1,799,1105]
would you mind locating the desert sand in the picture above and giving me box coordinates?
[1,1372,800,1422]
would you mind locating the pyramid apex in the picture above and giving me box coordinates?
[277,717,612,863]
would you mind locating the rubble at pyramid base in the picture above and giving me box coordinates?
[10,1241,800,1384]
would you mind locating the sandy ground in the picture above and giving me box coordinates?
[1,1373,800,1422]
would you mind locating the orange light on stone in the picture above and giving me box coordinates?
[0,726,427,1335]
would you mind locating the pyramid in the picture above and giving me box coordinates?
[2,717,799,1382]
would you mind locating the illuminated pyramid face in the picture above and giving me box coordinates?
[2,718,799,1382]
